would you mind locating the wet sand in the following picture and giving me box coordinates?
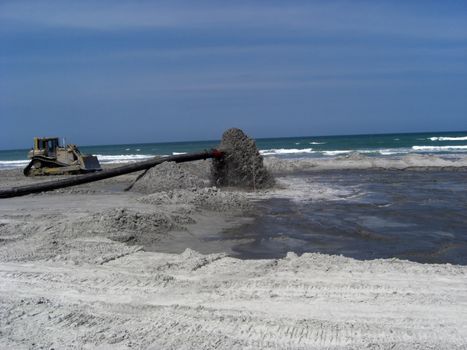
[0,158,467,349]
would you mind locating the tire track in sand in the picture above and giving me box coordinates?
[0,251,466,349]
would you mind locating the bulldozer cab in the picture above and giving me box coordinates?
[33,137,60,157]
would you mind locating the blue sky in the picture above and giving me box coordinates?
[1,0,466,149]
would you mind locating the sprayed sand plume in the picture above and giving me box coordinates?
[212,128,275,189]
[130,128,275,193]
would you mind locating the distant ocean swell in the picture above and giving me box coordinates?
[429,136,467,141]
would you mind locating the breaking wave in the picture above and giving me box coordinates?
[412,145,467,152]
[0,160,30,169]
[322,149,413,156]
[322,150,352,156]
[260,148,314,156]
[260,148,414,157]
[0,154,172,169]
[257,145,467,158]
[429,136,467,141]
[96,154,155,164]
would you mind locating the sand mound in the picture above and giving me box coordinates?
[93,208,175,233]
[263,157,315,174]
[131,161,210,194]
[139,187,251,211]
[77,208,191,245]
[0,216,40,245]
[130,128,274,193]
[264,153,467,173]
[212,128,275,189]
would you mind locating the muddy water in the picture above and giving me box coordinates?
[222,170,467,264]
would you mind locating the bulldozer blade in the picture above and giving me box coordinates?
[80,155,102,171]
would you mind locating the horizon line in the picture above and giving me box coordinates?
[1,129,467,152]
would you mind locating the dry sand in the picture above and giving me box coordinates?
[0,160,466,349]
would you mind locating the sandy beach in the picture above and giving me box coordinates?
[3,0,467,347]
[1,157,467,349]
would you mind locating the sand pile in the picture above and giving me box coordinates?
[264,153,467,173]
[77,208,189,245]
[139,187,251,212]
[263,157,315,174]
[212,128,275,189]
[131,128,274,193]
[131,161,210,194]
[92,208,175,233]
[0,217,39,245]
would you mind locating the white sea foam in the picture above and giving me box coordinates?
[376,148,412,155]
[309,141,326,145]
[0,160,30,169]
[0,153,185,169]
[96,154,154,163]
[377,149,405,156]
[429,136,467,141]
[265,149,403,157]
[172,152,187,155]
[255,176,360,202]
[322,150,352,156]
[260,148,314,156]
[321,148,412,156]
[412,145,467,152]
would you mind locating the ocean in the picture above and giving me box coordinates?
[1,130,467,169]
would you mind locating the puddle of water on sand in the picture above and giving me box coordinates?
[221,170,467,265]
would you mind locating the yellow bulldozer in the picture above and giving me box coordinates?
[23,137,102,176]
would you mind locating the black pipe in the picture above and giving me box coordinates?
[0,149,224,199]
